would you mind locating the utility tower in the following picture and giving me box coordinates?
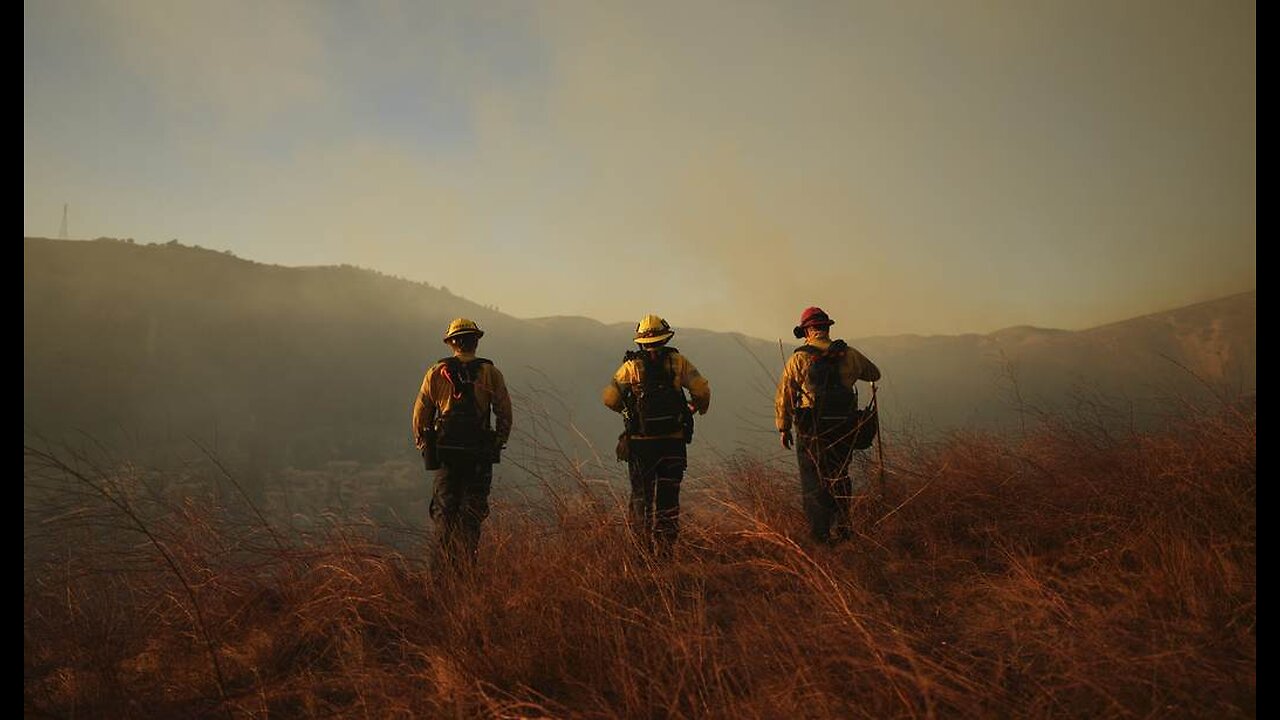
[58,203,68,239]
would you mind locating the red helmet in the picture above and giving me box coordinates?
[793,306,834,339]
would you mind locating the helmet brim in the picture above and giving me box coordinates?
[634,331,675,345]
[443,329,485,342]
[794,320,834,338]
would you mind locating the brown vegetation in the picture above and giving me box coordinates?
[24,403,1255,718]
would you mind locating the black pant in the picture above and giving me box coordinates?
[796,436,860,544]
[627,438,687,549]
[427,450,493,572]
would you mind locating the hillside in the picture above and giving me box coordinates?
[24,237,1255,474]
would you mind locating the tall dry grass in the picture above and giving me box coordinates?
[24,402,1254,718]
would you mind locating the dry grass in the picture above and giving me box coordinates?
[24,404,1255,718]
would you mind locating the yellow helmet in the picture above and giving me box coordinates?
[443,317,484,342]
[634,314,675,345]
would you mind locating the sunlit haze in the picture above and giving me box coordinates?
[24,0,1255,339]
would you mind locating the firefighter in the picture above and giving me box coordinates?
[603,314,710,552]
[775,307,881,544]
[412,318,513,572]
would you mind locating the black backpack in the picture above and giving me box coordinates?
[624,347,693,440]
[794,341,876,449]
[434,357,494,452]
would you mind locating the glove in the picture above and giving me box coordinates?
[616,432,631,462]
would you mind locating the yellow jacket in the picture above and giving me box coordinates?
[602,348,711,440]
[775,337,880,433]
[412,352,513,449]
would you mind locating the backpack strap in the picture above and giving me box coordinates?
[436,356,493,368]
[794,340,848,356]
[625,346,678,361]
[626,347,679,386]
[437,357,493,401]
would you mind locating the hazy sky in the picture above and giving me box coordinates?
[25,0,1254,339]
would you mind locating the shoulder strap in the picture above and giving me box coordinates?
[662,349,681,386]
[438,357,485,403]
[655,348,681,386]
[794,340,849,357]
[625,346,678,360]
[626,347,679,386]
[437,357,492,372]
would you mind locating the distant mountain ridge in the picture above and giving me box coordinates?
[24,237,1255,471]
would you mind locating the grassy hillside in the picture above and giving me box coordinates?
[24,402,1255,717]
